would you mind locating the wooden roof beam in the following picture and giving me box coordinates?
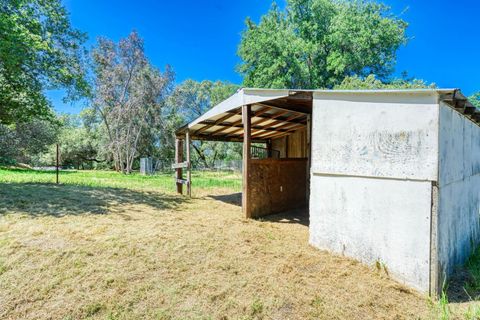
[251,114,306,138]
[259,125,303,140]
[255,102,310,115]
[259,113,305,131]
[191,134,266,143]
[226,110,289,137]
[226,110,306,138]
[208,121,304,136]
[194,109,241,135]
[254,123,307,139]
[208,106,270,136]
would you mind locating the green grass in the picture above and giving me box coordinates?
[0,168,242,194]
[466,246,480,298]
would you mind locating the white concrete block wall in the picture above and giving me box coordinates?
[309,92,440,292]
[310,175,432,291]
[438,103,480,279]
[310,92,439,181]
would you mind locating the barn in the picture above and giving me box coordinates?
[174,88,480,295]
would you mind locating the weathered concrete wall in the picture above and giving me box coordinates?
[309,92,440,292]
[310,175,433,291]
[249,158,307,218]
[310,92,439,181]
[437,102,480,281]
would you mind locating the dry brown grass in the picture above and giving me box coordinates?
[0,182,475,319]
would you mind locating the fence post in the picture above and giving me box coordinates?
[56,144,59,184]
[186,130,191,197]
[175,138,184,194]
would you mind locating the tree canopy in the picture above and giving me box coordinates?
[0,119,60,165]
[2,0,471,171]
[469,92,480,109]
[335,74,435,90]
[0,0,88,125]
[238,0,408,89]
[91,31,175,173]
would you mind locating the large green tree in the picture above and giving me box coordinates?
[0,0,88,125]
[335,74,435,90]
[91,31,175,173]
[0,119,61,165]
[238,0,407,89]
[30,112,104,169]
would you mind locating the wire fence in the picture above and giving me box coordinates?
[142,158,242,175]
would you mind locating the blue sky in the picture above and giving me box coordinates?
[49,0,480,113]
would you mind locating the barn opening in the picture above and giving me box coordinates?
[174,89,312,222]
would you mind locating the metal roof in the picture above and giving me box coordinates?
[176,88,479,142]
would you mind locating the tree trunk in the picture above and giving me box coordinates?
[192,143,209,169]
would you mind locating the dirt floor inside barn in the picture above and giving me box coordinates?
[0,170,478,319]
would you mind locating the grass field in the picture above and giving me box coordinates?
[0,168,242,195]
[0,168,479,319]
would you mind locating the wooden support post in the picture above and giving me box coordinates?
[242,105,252,218]
[186,130,191,197]
[175,138,184,194]
[285,136,289,158]
[306,114,311,201]
[266,139,272,158]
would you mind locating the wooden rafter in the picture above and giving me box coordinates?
[194,109,241,135]
[254,102,310,115]
[220,113,307,139]
[209,106,270,136]
[224,109,305,138]
[258,113,305,132]
[210,118,243,135]
[251,110,289,127]
[206,120,303,137]
[254,122,305,139]
[259,126,301,140]
[191,103,310,139]
[251,114,306,138]
[226,110,289,137]
[190,134,266,143]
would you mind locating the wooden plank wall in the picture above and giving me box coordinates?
[249,158,308,218]
[271,128,307,158]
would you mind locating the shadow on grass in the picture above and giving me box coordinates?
[209,192,242,206]
[210,193,308,226]
[1,167,78,175]
[0,182,185,217]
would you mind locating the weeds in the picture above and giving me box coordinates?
[0,259,6,275]
[82,302,104,317]
[438,290,451,320]
[466,246,480,298]
[250,298,264,317]
[464,304,480,320]
[375,259,389,276]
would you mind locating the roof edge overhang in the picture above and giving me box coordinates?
[175,88,480,139]
[187,88,291,129]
